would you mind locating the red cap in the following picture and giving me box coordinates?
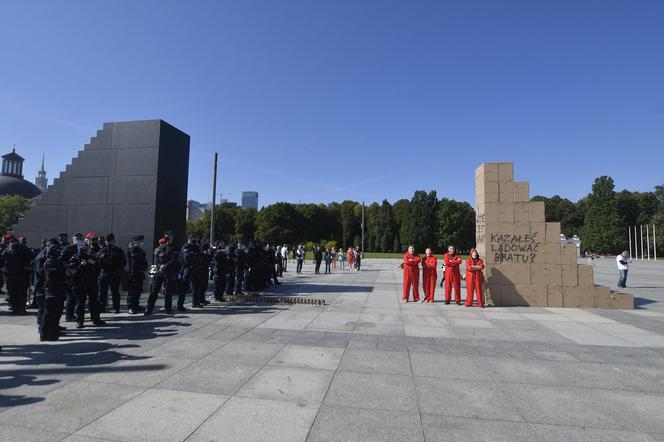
[158,237,167,244]
[85,232,96,240]
[18,236,25,241]
[3,234,12,241]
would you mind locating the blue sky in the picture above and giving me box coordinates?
[1,0,663,207]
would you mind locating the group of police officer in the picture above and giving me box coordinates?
[1,230,285,342]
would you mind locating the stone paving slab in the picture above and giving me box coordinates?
[1,258,664,441]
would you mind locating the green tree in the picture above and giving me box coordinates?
[255,202,301,245]
[233,208,256,242]
[436,198,475,253]
[580,176,625,254]
[652,211,664,257]
[339,200,359,249]
[400,190,438,251]
[531,195,584,236]
[0,195,31,233]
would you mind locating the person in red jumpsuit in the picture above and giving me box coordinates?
[421,248,437,303]
[444,245,462,304]
[402,245,421,302]
[465,248,485,308]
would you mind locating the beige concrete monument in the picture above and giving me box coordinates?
[475,162,633,309]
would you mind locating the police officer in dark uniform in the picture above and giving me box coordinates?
[33,238,49,324]
[127,235,148,314]
[40,239,66,341]
[67,237,105,328]
[61,232,81,322]
[225,243,237,297]
[213,242,228,302]
[2,236,33,314]
[97,233,127,314]
[234,242,247,295]
[145,232,180,315]
[178,235,199,309]
[193,242,212,307]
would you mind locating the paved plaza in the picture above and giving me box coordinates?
[1,258,664,441]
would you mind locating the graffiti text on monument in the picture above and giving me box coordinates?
[490,232,540,263]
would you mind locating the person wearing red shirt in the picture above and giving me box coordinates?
[347,248,355,272]
[402,245,421,302]
[465,248,485,308]
[443,245,462,304]
[421,248,437,303]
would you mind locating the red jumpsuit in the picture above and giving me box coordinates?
[444,252,462,303]
[465,251,485,308]
[421,255,437,302]
[402,252,421,301]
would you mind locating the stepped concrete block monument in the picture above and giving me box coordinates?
[12,120,190,249]
[475,162,633,309]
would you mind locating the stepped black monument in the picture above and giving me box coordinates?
[12,119,190,249]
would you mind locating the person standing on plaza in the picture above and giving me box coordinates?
[331,247,337,272]
[355,247,362,271]
[421,248,437,303]
[444,245,462,305]
[464,248,485,308]
[313,245,323,274]
[296,245,305,274]
[347,247,355,271]
[616,250,630,288]
[324,248,332,274]
[402,245,421,302]
[338,248,345,271]
[280,244,288,272]
[126,235,148,314]
[97,233,127,314]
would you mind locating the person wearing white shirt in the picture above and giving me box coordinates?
[616,251,630,288]
[280,245,288,272]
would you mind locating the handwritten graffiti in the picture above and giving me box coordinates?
[490,232,541,263]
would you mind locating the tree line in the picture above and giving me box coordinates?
[1,176,661,255]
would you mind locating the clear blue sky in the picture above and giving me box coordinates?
[1,0,663,207]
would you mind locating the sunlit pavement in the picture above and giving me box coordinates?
[1,258,663,441]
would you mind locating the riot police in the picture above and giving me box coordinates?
[60,232,81,322]
[40,239,66,341]
[212,242,228,302]
[67,237,105,328]
[97,233,127,314]
[193,242,212,307]
[2,236,33,314]
[178,235,199,309]
[127,235,148,314]
[145,232,180,315]
[234,242,247,295]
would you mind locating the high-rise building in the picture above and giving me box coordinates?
[241,191,258,210]
[35,153,48,192]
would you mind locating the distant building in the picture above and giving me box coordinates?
[187,200,207,222]
[0,146,42,199]
[35,154,48,192]
[241,191,258,210]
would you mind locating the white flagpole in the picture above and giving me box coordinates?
[641,225,644,260]
[634,225,638,260]
[628,226,632,259]
[654,224,657,261]
[647,225,651,260]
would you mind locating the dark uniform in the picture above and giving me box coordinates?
[67,244,104,328]
[2,238,33,314]
[146,238,180,315]
[60,237,80,322]
[40,242,66,341]
[314,247,323,274]
[213,243,228,301]
[234,245,247,295]
[178,240,199,309]
[193,244,212,307]
[225,244,237,296]
[33,241,48,325]
[126,236,148,313]
[97,234,127,313]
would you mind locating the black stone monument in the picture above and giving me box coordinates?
[12,119,190,249]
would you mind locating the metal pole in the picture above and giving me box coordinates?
[209,153,218,246]
[628,226,632,259]
[640,225,644,260]
[654,224,657,260]
[647,224,651,260]
[361,202,365,256]
[635,225,639,260]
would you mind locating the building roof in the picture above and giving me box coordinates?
[0,175,42,199]
[2,149,25,162]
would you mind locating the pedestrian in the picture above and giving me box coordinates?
[97,233,127,314]
[2,236,32,314]
[421,248,437,303]
[616,250,630,288]
[40,239,66,341]
[213,242,228,301]
[444,245,462,305]
[347,247,355,271]
[338,248,345,271]
[402,245,421,302]
[464,248,485,308]
[67,236,105,328]
[355,247,362,271]
[296,245,305,273]
[126,235,148,314]
[145,233,180,315]
[281,244,288,272]
[60,232,80,322]
[179,235,199,308]
[314,245,323,274]
[331,247,337,271]
[324,248,332,274]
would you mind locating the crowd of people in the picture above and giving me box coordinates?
[0,231,286,342]
[279,244,363,275]
[401,245,486,308]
